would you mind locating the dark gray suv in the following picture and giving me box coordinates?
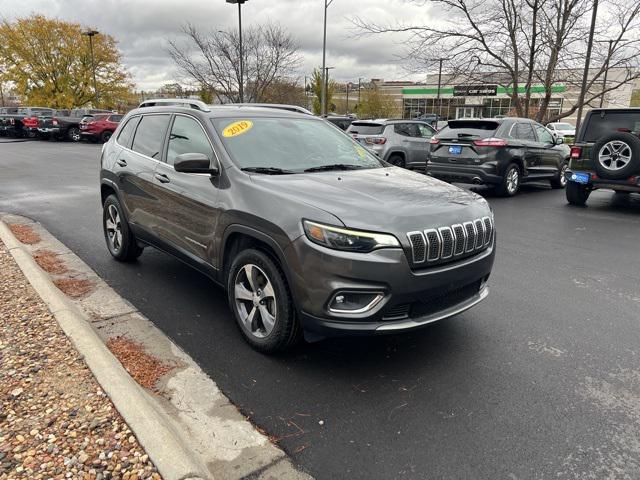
[100,99,496,353]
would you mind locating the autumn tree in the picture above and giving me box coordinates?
[0,15,133,109]
[310,69,336,115]
[357,85,401,119]
[354,0,640,123]
[168,23,301,104]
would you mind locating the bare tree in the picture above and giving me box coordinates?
[167,23,301,104]
[353,0,640,123]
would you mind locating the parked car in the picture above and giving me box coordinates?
[325,115,354,131]
[38,108,114,142]
[547,122,576,140]
[417,113,448,131]
[426,118,570,196]
[79,113,123,142]
[565,108,640,206]
[100,99,495,353]
[346,119,436,170]
[0,107,55,138]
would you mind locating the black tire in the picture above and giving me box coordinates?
[387,154,406,168]
[100,130,113,143]
[566,181,590,206]
[67,127,81,142]
[102,195,143,262]
[25,129,37,139]
[495,163,521,196]
[550,161,569,189]
[591,132,640,180]
[227,249,300,353]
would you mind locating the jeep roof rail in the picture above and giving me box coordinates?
[138,98,211,112]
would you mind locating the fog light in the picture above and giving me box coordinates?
[328,291,384,314]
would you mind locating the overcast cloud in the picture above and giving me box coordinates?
[0,0,435,90]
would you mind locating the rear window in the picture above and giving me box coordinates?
[582,111,640,142]
[436,120,499,139]
[346,122,385,135]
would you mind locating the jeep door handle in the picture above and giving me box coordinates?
[116,159,127,167]
[155,173,170,184]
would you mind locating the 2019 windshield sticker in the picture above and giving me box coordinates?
[355,146,367,158]
[223,120,253,138]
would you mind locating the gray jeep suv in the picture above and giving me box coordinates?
[346,119,436,171]
[100,99,495,353]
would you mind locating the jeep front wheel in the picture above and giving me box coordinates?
[227,249,299,353]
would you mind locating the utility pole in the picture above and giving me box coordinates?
[575,0,599,137]
[82,30,100,107]
[321,0,334,116]
[226,0,248,102]
[346,83,349,114]
[324,66,334,114]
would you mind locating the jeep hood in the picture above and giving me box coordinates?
[250,167,491,235]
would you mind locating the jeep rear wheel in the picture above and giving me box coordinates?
[228,249,300,353]
[591,132,640,180]
[387,154,405,168]
[566,181,590,206]
[102,195,143,261]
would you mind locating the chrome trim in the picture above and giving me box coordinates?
[328,292,385,314]
[482,216,493,246]
[376,287,489,331]
[424,228,441,261]
[406,231,427,263]
[474,219,484,250]
[438,226,454,259]
[451,223,466,256]
[463,221,476,253]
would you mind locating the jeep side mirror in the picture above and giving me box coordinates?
[174,153,219,175]
[555,136,564,145]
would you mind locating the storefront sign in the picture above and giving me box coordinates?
[453,85,498,97]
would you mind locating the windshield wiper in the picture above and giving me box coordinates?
[304,164,367,173]
[241,166,295,175]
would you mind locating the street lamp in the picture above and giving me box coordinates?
[82,30,100,107]
[323,67,335,115]
[575,0,599,138]
[595,38,627,107]
[321,0,335,116]
[226,0,248,103]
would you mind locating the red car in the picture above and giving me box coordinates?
[79,114,123,143]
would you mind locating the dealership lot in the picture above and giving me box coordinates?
[1,140,639,479]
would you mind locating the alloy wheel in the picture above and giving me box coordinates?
[234,264,277,339]
[559,164,568,187]
[598,141,632,171]
[105,204,123,253]
[507,167,519,194]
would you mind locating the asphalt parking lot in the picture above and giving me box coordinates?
[1,140,639,479]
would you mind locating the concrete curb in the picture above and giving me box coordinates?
[0,220,209,480]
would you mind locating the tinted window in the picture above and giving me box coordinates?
[212,117,384,172]
[166,116,214,167]
[534,125,554,144]
[109,115,123,123]
[131,115,171,159]
[394,123,421,137]
[437,120,499,139]
[418,124,435,138]
[583,111,640,142]
[513,123,536,141]
[117,116,140,148]
[346,122,385,135]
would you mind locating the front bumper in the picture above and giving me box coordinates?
[426,162,502,185]
[286,234,495,339]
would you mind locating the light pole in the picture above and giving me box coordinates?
[575,0,599,138]
[324,66,334,114]
[226,0,248,103]
[358,77,364,111]
[595,38,627,108]
[321,0,334,116]
[345,82,349,115]
[82,30,100,107]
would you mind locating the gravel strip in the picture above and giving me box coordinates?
[0,241,163,480]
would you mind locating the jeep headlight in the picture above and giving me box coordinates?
[303,220,400,252]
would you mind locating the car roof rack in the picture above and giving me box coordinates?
[138,98,211,112]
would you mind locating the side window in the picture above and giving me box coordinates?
[109,115,123,123]
[395,123,421,137]
[131,115,171,159]
[418,124,434,138]
[515,123,536,141]
[166,115,214,167]
[535,125,554,144]
[116,116,140,148]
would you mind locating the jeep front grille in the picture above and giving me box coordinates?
[407,216,493,266]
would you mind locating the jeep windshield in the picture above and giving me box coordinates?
[212,117,384,173]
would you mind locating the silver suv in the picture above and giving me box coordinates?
[346,119,436,171]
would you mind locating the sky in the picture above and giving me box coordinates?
[0,0,436,90]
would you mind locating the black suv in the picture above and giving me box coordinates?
[100,99,496,353]
[565,108,640,206]
[426,118,569,196]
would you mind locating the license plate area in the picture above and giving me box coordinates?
[448,145,462,155]
[571,172,590,184]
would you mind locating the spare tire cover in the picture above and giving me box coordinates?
[590,132,640,180]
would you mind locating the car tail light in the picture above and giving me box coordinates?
[570,146,582,159]
[430,138,440,145]
[52,118,58,126]
[473,138,508,147]
[9,118,15,125]
[365,137,387,145]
